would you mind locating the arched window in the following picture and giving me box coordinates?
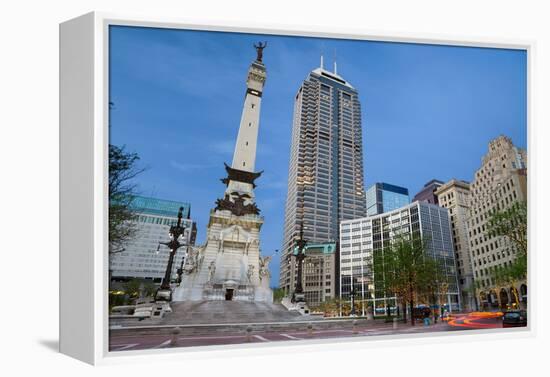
[520,284,527,302]
[499,288,509,308]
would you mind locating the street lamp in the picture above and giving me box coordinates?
[293,222,308,303]
[155,206,187,302]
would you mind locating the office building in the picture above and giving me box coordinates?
[285,243,337,307]
[110,196,196,282]
[339,201,461,316]
[280,60,366,297]
[435,179,476,310]
[467,135,527,309]
[413,179,444,205]
[366,182,409,216]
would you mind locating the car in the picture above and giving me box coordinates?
[502,310,527,327]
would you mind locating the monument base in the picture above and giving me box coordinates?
[172,208,273,303]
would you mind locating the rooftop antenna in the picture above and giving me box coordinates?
[320,42,327,70]
[333,48,338,75]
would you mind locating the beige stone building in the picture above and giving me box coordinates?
[435,179,476,311]
[466,135,527,310]
[285,243,336,307]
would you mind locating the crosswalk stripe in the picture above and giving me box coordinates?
[253,334,269,342]
[153,340,172,349]
[111,343,138,351]
[280,333,301,340]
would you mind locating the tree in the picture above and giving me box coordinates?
[122,278,142,302]
[109,144,145,253]
[382,234,439,326]
[486,201,527,256]
[142,281,157,298]
[486,200,527,306]
[272,287,286,302]
[418,260,448,318]
[315,298,341,317]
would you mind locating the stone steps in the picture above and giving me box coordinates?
[109,300,310,328]
[110,318,375,337]
[161,301,303,325]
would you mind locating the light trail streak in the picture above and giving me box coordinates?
[447,312,502,329]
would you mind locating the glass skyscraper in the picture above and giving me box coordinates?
[340,201,461,316]
[366,182,409,216]
[110,196,197,282]
[280,63,366,296]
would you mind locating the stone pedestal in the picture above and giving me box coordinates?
[173,208,273,303]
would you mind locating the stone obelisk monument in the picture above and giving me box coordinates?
[173,43,272,303]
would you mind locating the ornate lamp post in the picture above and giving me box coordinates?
[293,222,308,303]
[156,206,187,302]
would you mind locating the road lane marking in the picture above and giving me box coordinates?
[177,335,245,340]
[253,335,269,342]
[280,333,301,340]
[111,343,139,351]
[153,340,171,349]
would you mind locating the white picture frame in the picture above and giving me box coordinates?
[60,11,534,365]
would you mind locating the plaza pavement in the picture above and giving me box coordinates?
[109,313,503,352]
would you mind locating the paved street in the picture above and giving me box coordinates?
[110,312,510,352]
[446,311,504,329]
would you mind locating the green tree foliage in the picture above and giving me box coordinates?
[122,278,142,301]
[142,281,157,298]
[272,287,286,302]
[109,144,145,253]
[382,234,440,325]
[486,201,527,256]
[313,298,346,317]
[487,201,527,296]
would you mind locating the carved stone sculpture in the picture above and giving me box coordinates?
[258,255,271,281]
[208,261,216,283]
[247,264,255,282]
[183,246,202,274]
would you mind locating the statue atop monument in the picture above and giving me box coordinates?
[253,41,267,62]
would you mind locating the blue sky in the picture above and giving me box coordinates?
[109,26,527,287]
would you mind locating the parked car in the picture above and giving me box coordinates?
[502,310,527,327]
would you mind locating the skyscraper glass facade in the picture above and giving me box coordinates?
[110,196,196,281]
[340,201,461,316]
[280,66,366,295]
[366,182,409,216]
[130,196,191,219]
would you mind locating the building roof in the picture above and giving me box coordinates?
[293,242,337,255]
[311,67,355,89]
[434,179,470,195]
[368,182,409,195]
[422,179,445,188]
[342,200,447,225]
[129,196,191,218]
